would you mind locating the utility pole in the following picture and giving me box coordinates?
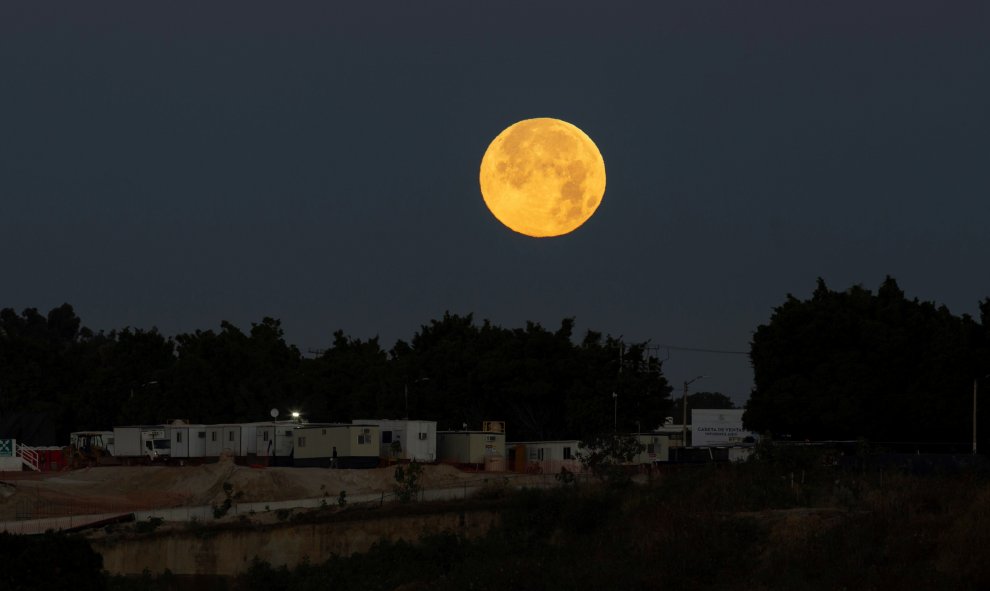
[613,392,618,433]
[682,376,706,451]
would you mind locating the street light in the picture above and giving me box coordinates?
[975,375,990,454]
[682,376,707,450]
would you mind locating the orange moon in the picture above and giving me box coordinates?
[479,118,606,238]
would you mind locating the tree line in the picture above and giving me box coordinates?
[0,307,671,443]
[4,275,989,448]
[745,276,990,448]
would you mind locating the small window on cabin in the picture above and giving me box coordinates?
[176,432,183,443]
[263,431,269,442]
[212,432,217,442]
[298,437,306,448]
[285,430,292,436]
[485,435,496,442]
[382,431,393,444]
[197,431,205,439]
[228,432,234,442]
[563,447,572,460]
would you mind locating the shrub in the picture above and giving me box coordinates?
[133,517,164,534]
[394,462,423,502]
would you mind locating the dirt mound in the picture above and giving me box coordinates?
[0,462,500,520]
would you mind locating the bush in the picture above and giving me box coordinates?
[576,434,644,488]
[394,462,423,502]
[133,516,164,534]
[0,531,105,591]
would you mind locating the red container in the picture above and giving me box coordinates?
[47,448,65,471]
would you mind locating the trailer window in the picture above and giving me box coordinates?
[563,447,572,460]
[228,432,234,442]
[298,437,306,448]
[176,432,183,443]
[382,431,393,444]
[197,431,205,439]
[211,432,217,442]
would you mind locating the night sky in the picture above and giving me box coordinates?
[3,1,989,405]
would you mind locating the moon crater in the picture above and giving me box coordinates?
[479,118,606,238]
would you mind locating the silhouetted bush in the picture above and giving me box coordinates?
[0,531,105,591]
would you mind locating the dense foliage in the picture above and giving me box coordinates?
[0,307,671,442]
[746,277,990,445]
[0,531,105,591]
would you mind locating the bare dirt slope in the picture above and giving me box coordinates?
[0,461,504,520]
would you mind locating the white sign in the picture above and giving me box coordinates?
[691,409,753,447]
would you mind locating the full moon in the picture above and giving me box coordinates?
[479,118,606,238]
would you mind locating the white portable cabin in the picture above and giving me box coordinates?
[190,424,249,458]
[204,425,225,457]
[352,419,437,462]
[437,431,506,468]
[633,433,671,464]
[239,422,264,456]
[225,425,245,456]
[507,440,583,474]
[168,424,208,459]
[255,421,299,465]
[294,424,381,468]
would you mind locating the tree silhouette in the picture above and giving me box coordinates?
[745,276,989,446]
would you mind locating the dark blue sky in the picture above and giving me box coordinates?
[3,1,989,404]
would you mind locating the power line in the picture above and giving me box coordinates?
[656,344,749,355]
